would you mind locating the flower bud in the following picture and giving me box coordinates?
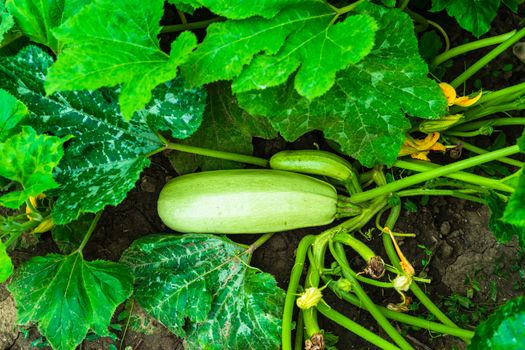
[33,218,54,234]
[393,275,412,292]
[296,287,323,310]
[336,278,352,293]
[419,114,463,133]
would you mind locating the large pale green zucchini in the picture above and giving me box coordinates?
[157,169,338,233]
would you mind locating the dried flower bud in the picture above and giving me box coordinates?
[364,256,385,279]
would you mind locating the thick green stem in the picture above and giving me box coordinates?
[350,147,519,203]
[331,242,414,350]
[444,129,491,138]
[77,212,102,253]
[393,160,515,192]
[399,0,410,10]
[303,252,322,337]
[166,142,268,167]
[248,233,275,252]
[329,245,394,288]
[462,101,525,123]
[333,231,376,262]
[325,282,474,339]
[381,206,465,338]
[294,310,304,350]
[470,82,525,107]
[397,189,486,204]
[282,235,316,350]
[335,0,365,15]
[433,30,516,66]
[302,307,320,338]
[452,117,525,132]
[447,136,524,168]
[450,27,525,88]
[316,303,401,350]
[161,18,222,33]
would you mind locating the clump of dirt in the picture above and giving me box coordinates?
[0,285,17,349]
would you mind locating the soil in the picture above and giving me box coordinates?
[1,3,524,350]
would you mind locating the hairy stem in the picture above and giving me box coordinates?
[397,189,486,204]
[381,206,466,339]
[451,117,525,132]
[331,242,414,350]
[78,211,103,253]
[450,27,525,88]
[350,146,519,203]
[433,30,516,66]
[447,136,524,168]
[325,281,475,339]
[316,302,401,350]
[161,18,223,33]
[282,235,316,350]
[294,310,305,350]
[394,160,514,192]
[165,142,268,167]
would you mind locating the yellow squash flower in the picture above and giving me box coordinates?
[439,82,482,107]
[398,132,447,161]
[296,287,323,310]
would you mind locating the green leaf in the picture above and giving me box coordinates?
[503,172,525,228]
[0,239,14,283]
[0,46,205,224]
[502,0,518,12]
[169,82,276,174]
[5,0,90,52]
[238,3,448,167]
[518,129,525,152]
[431,0,500,37]
[0,1,14,43]
[169,0,304,19]
[0,88,28,142]
[121,234,285,350]
[0,126,70,209]
[419,30,442,63]
[487,193,525,248]
[45,0,197,119]
[468,296,525,350]
[502,131,525,227]
[7,252,133,350]
[182,2,377,99]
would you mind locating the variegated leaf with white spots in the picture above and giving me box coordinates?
[140,77,206,140]
[238,3,448,167]
[121,234,284,350]
[0,46,205,224]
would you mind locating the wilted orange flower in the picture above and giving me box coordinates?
[398,132,447,161]
[439,82,482,107]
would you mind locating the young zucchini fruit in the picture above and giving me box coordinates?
[157,169,340,234]
[270,150,362,193]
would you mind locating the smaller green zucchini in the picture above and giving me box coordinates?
[270,150,361,193]
[157,169,340,234]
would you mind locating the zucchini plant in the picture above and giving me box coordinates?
[0,0,524,349]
